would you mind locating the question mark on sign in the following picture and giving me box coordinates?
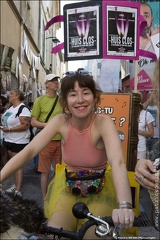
[120,117,125,127]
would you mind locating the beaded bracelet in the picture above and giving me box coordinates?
[118,201,132,209]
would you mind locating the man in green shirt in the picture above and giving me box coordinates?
[31,74,62,201]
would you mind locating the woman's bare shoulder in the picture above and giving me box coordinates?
[94,114,116,135]
[53,113,66,121]
[95,114,114,125]
[55,114,69,127]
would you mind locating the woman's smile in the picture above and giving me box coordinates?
[75,106,87,111]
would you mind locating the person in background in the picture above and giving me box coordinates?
[28,101,34,111]
[31,74,62,200]
[137,92,154,160]
[1,89,31,197]
[152,59,159,89]
[143,91,159,160]
[0,96,10,169]
[140,2,159,57]
[0,72,135,238]
[0,96,10,115]
[28,101,39,172]
[137,3,159,161]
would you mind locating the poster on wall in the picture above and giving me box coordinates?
[63,1,102,61]
[97,93,131,164]
[103,1,140,60]
[129,0,160,91]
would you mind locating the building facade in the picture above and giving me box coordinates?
[0,0,64,102]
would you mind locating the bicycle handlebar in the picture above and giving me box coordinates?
[39,202,142,240]
[40,216,142,240]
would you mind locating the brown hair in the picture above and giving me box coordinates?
[60,73,102,115]
[153,59,160,89]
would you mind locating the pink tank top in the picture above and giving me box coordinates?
[62,115,107,171]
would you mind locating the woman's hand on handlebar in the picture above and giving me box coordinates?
[112,208,135,229]
[134,159,160,190]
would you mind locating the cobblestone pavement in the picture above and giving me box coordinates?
[2,159,43,208]
[2,160,160,239]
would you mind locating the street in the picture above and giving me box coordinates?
[2,160,160,239]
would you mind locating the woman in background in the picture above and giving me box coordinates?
[1,89,31,197]
[137,98,154,160]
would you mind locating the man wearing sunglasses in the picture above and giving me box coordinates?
[31,74,62,201]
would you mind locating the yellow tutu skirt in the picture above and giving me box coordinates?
[44,164,117,227]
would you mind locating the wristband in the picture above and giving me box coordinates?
[118,201,132,209]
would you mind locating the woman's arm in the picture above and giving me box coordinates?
[2,116,31,132]
[101,117,132,203]
[0,115,62,183]
[99,115,134,228]
[138,121,154,138]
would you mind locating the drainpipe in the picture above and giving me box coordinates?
[19,1,24,87]
[38,0,42,51]
[20,0,23,47]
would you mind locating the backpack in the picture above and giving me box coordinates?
[15,105,34,141]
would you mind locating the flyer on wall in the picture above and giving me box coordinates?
[106,5,138,58]
[64,1,102,61]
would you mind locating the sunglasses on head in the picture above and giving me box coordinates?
[63,70,90,77]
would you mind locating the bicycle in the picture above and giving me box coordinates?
[28,202,142,240]
[1,161,159,239]
[0,192,157,240]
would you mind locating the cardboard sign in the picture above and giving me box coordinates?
[98,93,131,163]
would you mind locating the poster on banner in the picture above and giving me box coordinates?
[63,1,102,61]
[103,1,140,60]
[97,93,131,164]
[129,0,160,91]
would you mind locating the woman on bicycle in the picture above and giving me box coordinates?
[1,71,135,239]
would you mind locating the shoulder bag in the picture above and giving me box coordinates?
[35,95,59,135]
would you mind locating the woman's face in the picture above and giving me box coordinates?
[9,91,19,103]
[67,81,95,118]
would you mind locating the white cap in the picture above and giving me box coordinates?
[44,74,59,83]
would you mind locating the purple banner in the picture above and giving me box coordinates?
[51,43,64,54]
[45,15,64,31]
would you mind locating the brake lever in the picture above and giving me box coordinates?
[87,213,111,237]
[112,224,122,239]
